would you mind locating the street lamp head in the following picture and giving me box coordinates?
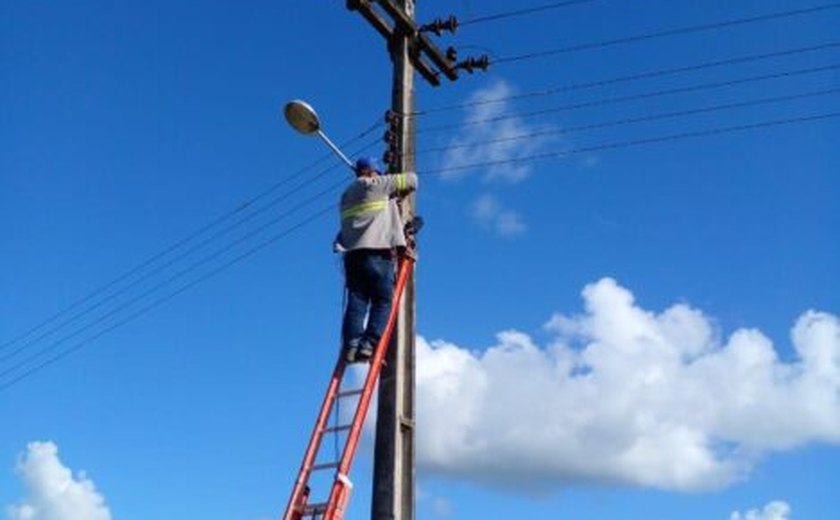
[284,99,321,135]
[282,99,355,170]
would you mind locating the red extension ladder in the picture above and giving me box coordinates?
[281,255,414,520]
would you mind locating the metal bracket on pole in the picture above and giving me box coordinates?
[350,0,487,87]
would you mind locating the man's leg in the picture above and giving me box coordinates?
[361,255,396,353]
[342,253,370,360]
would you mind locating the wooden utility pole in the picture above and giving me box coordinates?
[370,1,416,519]
[345,2,487,519]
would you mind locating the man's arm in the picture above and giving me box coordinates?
[372,172,418,198]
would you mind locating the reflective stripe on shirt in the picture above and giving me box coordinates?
[341,198,388,220]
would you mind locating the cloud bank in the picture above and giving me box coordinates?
[6,442,112,520]
[731,501,792,520]
[415,278,840,492]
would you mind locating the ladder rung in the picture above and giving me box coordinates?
[323,424,352,434]
[310,461,340,471]
[302,502,328,516]
[337,388,364,398]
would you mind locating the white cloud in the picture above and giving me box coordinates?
[6,442,112,520]
[441,79,556,183]
[415,278,840,492]
[469,194,526,237]
[731,501,792,520]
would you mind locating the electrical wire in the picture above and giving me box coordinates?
[9,6,837,357]
[421,111,840,175]
[409,41,840,116]
[408,87,840,157]
[6,109,838,390]
[0,118,382,354]
[417,62,840,134]
[0,203,338,392]
[459,0,596,27]
[8,6,840,385]
[0,174,348,384]
[10,6,837,391]
[0,137,380,367]
[492,3,840,65]
[0,129,382,380]
[9,81,835,371]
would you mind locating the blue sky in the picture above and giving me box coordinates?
[1,1,838,519]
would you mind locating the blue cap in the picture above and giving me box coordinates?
[355,156,379,173]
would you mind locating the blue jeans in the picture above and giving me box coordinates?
[342,250,396,350]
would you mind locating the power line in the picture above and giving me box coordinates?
[417,62,840,134]
[12,78,833,371]
[10,25,830,370]
[0,121,381,355]
[0,167,338,363]
[7,8,837,386]
[0,156,346,367]
[1,136,381,375]
[409,87,840,156]
[422,111,840,175]
[409,41,840,115]
[492,3,840,65]
[0,175,349,387]
[7,109,838,390]
[0,137,379,368]
[0,203,338,392]
[459,0,596,27]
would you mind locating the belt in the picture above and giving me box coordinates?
[346,248,394,259]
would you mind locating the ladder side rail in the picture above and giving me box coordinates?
[324,256,415,520]
[282,361,347,520]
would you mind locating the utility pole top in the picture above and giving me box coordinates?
[346,0,488,87]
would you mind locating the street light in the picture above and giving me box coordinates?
[283,100,355,171]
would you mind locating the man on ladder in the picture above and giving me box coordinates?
[336,157,418,363]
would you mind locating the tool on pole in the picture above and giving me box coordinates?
[284,100,356,171]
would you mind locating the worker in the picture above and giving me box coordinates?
[336,156,418,363]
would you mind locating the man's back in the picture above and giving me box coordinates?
[339,172,417,251]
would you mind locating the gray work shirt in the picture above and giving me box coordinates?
[337,172,418,251]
